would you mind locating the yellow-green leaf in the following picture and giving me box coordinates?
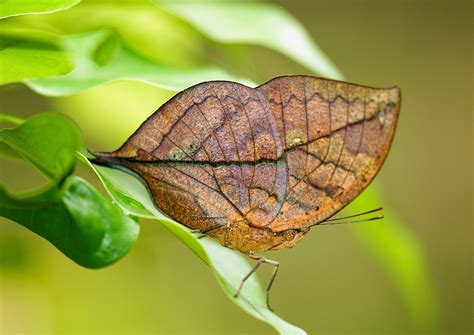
[27,29,253,96]
[0,29,72,84]
[0,0,80,19]
[161,1,344,80]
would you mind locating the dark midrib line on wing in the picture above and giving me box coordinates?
[115,156,287,168]
[118,109,387,170]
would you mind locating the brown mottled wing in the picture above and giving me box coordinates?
[95,76,400,237]
[99,81,288,232]
[258,76,400,232]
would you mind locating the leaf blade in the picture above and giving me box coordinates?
[27,29,254,96]
[161,2,343,80]
[0,113,139,268]
[0,0,81,19]
[0,176,140,268]
[0,112,81,181]
[0,30,73,84]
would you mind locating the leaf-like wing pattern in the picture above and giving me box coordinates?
[94,76,400,253]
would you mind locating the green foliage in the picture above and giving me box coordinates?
[0,176,140,268]
[0,114,139,268]
[162,2,344,79]
[8,0,204,67]
[27,29,251,96]
[0,113,80,181]
[0,0,80,19]
[1,0,340,92]
[0,29,72,84]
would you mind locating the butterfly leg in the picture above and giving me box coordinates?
[264,258,280,311]
[235,253,280,311]
[191,222,226,239]
[234,255,264,298]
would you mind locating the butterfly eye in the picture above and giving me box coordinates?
[284,229,297,241]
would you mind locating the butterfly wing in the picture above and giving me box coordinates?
[94,75,400,244]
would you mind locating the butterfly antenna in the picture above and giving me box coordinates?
[319,215,384,226]
[323,207,383,222]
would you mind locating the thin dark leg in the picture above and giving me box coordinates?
[234,257,264,298]
[264,259,279,311]
[235,253,280,310]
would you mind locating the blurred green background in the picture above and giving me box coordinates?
[0,0,472,334]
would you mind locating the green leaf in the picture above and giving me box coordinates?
[0,0,80,19]
[0,112,81,182]
[79,154,306,335]
[8,0,205,68]
[0,113,139,268]
[27,29,253,96]
[161,2,344,80]
[0,176,139,268]
[0,29,73,84]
